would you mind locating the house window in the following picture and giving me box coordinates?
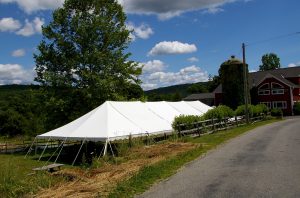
[258,83,270,95]
[271,82,284,95]
[259,83,269,89]
[258,89,270,95]
[272,89,284,95]
[272,101,287,109]
[271,82,284,89]
[260,102,271,109]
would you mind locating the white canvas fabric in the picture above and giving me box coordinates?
[145,101,182,124]
[185,101,213,114]
[166,101,201,115]
[37,100,212,142]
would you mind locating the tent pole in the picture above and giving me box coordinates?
[24,137,36,159]
[97,141,106,160]
[103,139,108,157]
[43,139,65,168]
[108,139,115,158]
[72,138,86,166]
[54,137,67,164]
[38,137,51,161]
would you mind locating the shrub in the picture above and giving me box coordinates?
[204,105,234,120]
[293,102,300,115]
[271,108,283,117]
[172,115,203,131]
[235,104,254,117]
[253,104,269,117]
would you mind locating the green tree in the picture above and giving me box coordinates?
[187,83,208,94]
[34,0,142,128]
[259,53,281,71]
[207,75,220,92]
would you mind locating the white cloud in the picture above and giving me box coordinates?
[118,0,242,20]
[11,49,25,57]
[0,17,21,32]
[202,7,224,14]
[141,83,157,90]
[16,17,44,36]
[0,64,34,84]
[141,64,208,90]
[187,57,199,63]
[140,60,166,74]
[0,0,64,13]
[148,41,197,56]
[33,17,44,33]
[288,61,300,67]
[127,22,154,41]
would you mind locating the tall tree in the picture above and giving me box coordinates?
[34,0,142,128]
[259,53,281,71]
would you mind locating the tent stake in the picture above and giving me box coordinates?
[38,137,51,161]
[24,137,36,159]
[72,138,86,166]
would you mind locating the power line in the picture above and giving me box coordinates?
[246,31,300,47]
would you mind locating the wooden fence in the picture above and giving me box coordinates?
[176,114,268,137]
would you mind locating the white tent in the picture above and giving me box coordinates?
[37,101,212,142]
[32,101,212,161]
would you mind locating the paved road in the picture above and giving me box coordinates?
[138,117,300,198]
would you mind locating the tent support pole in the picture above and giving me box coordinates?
[38,137,51,161]
[54,137,67,164]
[98,142,106,160]
[72,138,86,166]
[24,137,36,159]
[103,139,108,157]
[108,139,115,158]
[43,140,62,167]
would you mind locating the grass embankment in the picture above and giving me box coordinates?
[0,154,65,198]
[109,119,280,197]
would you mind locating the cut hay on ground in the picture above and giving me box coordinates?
[35,142,197,198]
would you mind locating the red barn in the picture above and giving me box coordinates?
[184,66,300,115]
[249,66,300,115]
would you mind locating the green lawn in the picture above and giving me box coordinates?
[0,154,64,198]
[109,119,281,198]
[0,119,281,198]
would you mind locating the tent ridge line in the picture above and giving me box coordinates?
[108,101,145,133]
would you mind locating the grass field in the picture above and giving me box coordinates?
[0,154,65,198]
[0,118,281,198]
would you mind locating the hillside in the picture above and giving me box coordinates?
[144,82,210,101]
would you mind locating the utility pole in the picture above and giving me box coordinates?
[242,43,249,124]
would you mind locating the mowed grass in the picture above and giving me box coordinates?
[0,154,64,198]
[109,119,281,198]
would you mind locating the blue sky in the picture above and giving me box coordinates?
[0,0,299,90]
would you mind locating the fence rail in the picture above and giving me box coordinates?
[176,114,268,137]
[0,139,77,154]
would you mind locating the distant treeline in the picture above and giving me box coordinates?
[0,78,219,137]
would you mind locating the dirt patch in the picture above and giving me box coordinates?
[34,142,197,198]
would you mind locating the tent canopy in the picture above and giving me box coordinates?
[37,101,212,142]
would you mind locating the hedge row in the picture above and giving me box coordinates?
[172,104,270,131]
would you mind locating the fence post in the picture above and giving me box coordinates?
[5,141,7,154]
[212,118,215,132]
[177,124,181,138]
[197,123,201,137]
